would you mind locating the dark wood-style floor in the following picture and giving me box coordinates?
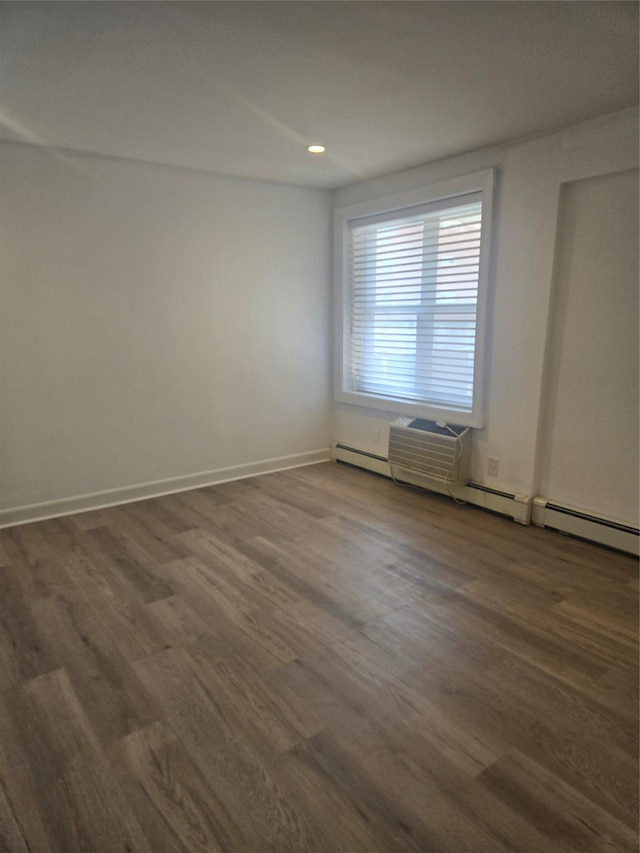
[0,461,637,852]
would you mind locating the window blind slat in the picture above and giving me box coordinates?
[352,234,481,255]
[352,262,480,277]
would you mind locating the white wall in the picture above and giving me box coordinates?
[537,168,639,525]
[0,145,332,518]
[333,109,639,524]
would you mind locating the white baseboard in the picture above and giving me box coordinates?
[331,443,531,525]
[0,449,331,529]
[532,497,639,557]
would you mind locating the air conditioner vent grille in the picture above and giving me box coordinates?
[388,418,471,485]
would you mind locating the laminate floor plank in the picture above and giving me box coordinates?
[163,555,299,670]
[241,532,409,628]
[108,721,243,853]
[460,574,638,671]
[369,674,501,777]
[147,592,236,659]
[399,651,636,830]
[554,594,639,646]
[100,506,193,566]
[477,749,639,853]
[131,650,320,852]
[0,538,11,569]
[175,529,303,615]
[29,594,161,745]
[0,563,59,682]
[0,695,55,853]
[416,592,610,684]
[226,491,336,544]
[57,547,173,662]
[596,662,640,714]
[169,492,275,545]
[7,669,153,853]
[263,749,402,852]
[83,525,178,603]
[249,472,336,520]
[0,461,636,851]
[293,723,519,853]
[236,535,368,632]
[0,525,76,602]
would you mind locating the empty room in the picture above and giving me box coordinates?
[0,2,638,851]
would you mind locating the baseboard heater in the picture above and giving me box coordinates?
[532,498,639,557]
[331,443,531,525]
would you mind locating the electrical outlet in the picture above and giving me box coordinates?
[488,456,499,476]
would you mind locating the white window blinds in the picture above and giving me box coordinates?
[348,191,483,414]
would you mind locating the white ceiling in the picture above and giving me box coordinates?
[1,1,638,189]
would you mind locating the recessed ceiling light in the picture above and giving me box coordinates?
[307,144,326,154]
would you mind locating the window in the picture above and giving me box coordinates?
[335,170,494,428]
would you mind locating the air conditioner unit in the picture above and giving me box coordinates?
[388,417,472,486]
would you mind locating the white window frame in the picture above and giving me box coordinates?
[334,169,495,428]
